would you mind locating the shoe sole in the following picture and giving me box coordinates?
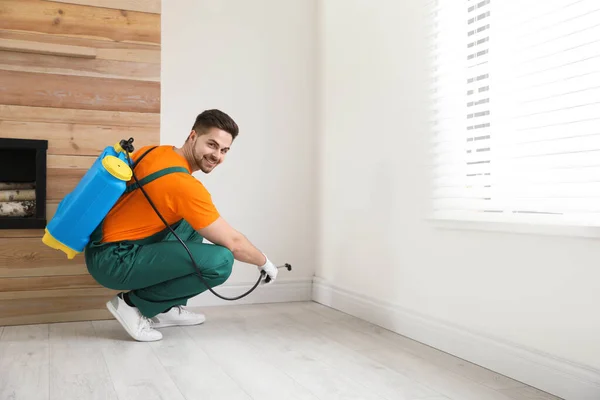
[106,300,163,342]
[152,317,206,329]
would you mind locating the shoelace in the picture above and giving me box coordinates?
[176,306,193,315]
[138,315,155,332]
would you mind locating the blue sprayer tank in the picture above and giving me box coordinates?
[42,141,134,259]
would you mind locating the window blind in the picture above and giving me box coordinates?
[429,0,600,227]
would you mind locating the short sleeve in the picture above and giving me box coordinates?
[168,175,220,230]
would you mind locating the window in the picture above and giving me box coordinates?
[429,0,600,227]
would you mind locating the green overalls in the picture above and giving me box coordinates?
[84,149,234,318]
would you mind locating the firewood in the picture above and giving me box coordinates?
[0,182,35,190]
[0,200,35,217]
[0,189,35,202]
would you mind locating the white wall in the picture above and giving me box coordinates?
[162,0,600,397]
[316,0,600,398]
[161,0,317,297]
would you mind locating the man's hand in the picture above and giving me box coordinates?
[259,254,278,285]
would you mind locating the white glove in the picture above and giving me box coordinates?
[259,254,278,285]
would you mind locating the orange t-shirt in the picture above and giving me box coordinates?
[100,145,220,243]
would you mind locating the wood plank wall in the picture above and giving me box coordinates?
[0,0,161,326]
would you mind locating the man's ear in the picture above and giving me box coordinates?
[187,130,197,142]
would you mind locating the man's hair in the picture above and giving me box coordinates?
[191,109,239,140]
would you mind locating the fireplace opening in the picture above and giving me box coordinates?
[0,138,47,229]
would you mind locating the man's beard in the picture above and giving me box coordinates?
[198,155,217,173]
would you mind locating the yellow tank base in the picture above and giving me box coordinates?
[42,229,80,260]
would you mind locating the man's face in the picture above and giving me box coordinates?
[190,127,233,173]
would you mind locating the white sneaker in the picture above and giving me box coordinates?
[106,294,163,342]
[150,306,206,328]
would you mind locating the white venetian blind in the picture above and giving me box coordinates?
[429,0,600,227]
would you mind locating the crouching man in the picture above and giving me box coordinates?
[84,109,278,341]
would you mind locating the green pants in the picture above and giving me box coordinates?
[84,219,233,318]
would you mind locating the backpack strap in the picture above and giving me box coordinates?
[124,166,189,194]
[131,146,158,168]
[124,145,190,193]
[88,147,189,246]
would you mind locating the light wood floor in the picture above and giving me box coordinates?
[0,301,562,400]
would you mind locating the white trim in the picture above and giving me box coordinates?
[312,277,600,400]
[187,278,312,307]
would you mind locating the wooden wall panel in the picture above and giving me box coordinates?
[0,105,160,127]
[0,275,99,292]
[0,30,159,50]
[0,50,160,81]
[0,121,158,156]
[0,288,118,326]
[0,237,87,277]
[0,229,46,238]
[48,155,96,169]
[0,70,160,113]
[0,0,161,326]
[0,0,160,44]
[0,38,96,58]
[49,0,160,15]
[96,48,160,64]
[47,168,87,201]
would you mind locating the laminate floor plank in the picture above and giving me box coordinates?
[149,325,253,400]
[281,304,515,400]
[0,324,50,400]
[0,302,564,400]
[498,386,563,400]
[300,302,528,391]
[49,322,118,400]
[91,320,187,400]
[181,318,323,400]
[219,305,442,400]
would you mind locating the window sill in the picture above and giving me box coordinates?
[427,217,600,239]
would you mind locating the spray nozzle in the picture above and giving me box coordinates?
[119,138,135,154]
[263,263,292,283]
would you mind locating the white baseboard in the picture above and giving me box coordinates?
[187,278,312,307]
[312,277,600,400]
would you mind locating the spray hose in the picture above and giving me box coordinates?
[119,138,291,301]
